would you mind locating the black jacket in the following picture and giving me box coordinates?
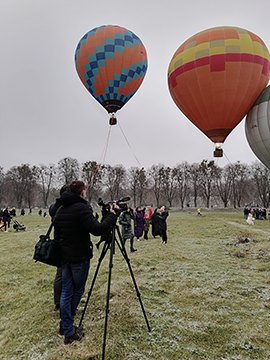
[156,211,169,231]
[49,198,62,218]
[54,192,117,264]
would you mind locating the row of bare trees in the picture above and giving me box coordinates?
[1,157,270,210]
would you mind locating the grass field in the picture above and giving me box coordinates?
[0,209,270,360]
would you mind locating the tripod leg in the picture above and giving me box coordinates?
[102,228,115,360]
[79,240,110,328]
[115,226,151,332]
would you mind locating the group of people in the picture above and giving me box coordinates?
[0,207,16,232]
[48,181,169,345]
[243,206,267,221]
[38,209,47,217]
[118,205,169,252]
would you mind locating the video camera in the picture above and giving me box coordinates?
[98,196,130,216]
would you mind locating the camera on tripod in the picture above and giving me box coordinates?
[98,196,130,216]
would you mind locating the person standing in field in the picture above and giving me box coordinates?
[53,180,118,345]
[119,207,137,252]
[156,206,169,244]
[134,206,144,241]
[143,207,152,240]
[2,207,11,232]
[49,184,70,311]
[150,208,160,238]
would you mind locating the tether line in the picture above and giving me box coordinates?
[223,151,233,165]
[118,122,142,167]
[99,125,112,165]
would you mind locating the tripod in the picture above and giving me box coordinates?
[79,224,151,360]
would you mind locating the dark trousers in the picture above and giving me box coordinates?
[123,234,135,251]
[4,221,9,231]
[160,229,167,243]
[60,261,90,337]
[54,267,62,307]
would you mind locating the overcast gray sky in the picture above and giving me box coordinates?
[1,0,270,171]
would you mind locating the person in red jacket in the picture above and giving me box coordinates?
[54,180,118,345]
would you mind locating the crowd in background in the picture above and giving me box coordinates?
[243,206,268,220]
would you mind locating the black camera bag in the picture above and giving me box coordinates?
[33,208,61,267]
[33,232,61,267]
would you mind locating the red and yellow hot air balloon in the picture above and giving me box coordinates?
[168,26,270,156]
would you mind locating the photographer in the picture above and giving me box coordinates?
[53,180,118,345]
[156,205,169,244]
[119,207,137,252]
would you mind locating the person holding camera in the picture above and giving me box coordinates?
[156,205,169,244]
[119,207,137,252]
[53,180,118,345]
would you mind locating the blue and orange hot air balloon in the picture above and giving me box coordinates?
[75,25,148,124]
[168,26,270,156]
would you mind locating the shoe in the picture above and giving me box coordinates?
[64,329,83,345]
[131,248,137,252]
[59,325,84,337]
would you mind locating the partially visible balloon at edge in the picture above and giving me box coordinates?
[168,26,270,156]
[75,25,148,120]
[245,85,270,169]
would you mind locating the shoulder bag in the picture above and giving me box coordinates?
[33,208,61,267]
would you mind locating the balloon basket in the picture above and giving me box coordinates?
[213,148,223,157]
[109,115,117,126]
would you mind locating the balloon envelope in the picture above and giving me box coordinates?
[245,85,270,168]
[75,25,148,114]
[168,26,270,144]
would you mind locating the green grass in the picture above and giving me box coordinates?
[1,210,270,360]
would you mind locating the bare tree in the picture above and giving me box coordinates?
[127,167,147,207]
[149,164,165,207]
[6,164,38,208]
[82,161,104,202]
[162,166,178,207]
[58,157,80,184]
[36,164,56,207]
[175,162,190,208]
[229,162,250,208]
[199,160,219,208]
[215,165,232,207]
[189,163,200,207]
[102,164,126,201]
[251,162,270,208]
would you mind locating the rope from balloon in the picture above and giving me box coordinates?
[99,125,112,165]
[223,151,232,165]
[98,120,142,168]
[118,122,142,167]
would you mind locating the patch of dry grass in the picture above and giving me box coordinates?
[0,210,270,359]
